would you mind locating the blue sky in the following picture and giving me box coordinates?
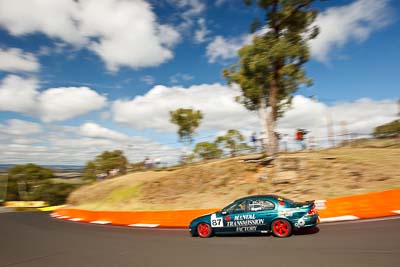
[0,0,399,165]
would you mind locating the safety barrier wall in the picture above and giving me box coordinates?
[316,189,400,219]
[53,189,400,227]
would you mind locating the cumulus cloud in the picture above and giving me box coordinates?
[194,18,210,43]
[169,0,206,31]
[0,75,107,122]
[310,0,393,62]
[38,87,107,122]
[0,94,397,165]
[0,121,181,165]
[0,75,38,114]
[0,0,180,71]
[80,122,129,141]
[206,35,252,63]
[169,72,194,84]
[206,0,393,64]
[112,83,258,133]
[0,48,40,73]
[111,83,398,139]
[0,119,42,136]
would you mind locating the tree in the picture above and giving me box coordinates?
[194,142,223,160]
[224,0,319,156]
[94,150,128,175]
[373,120,400,138]
[215,129,249,157]
[7,164,54,201]
[5,164,76,205]
[169,108,203,144]
[33,181,77,206]
[82,150,128,181]
[82,161,97,181]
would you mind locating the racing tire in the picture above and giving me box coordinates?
[197,222,213,238]
[271,219,292,238]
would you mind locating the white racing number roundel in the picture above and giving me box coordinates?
[210,213,223,228]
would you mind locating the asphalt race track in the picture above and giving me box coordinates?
[1,212,399,267]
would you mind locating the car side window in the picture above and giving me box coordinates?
[248,199,275,211]
[224,200,248,213]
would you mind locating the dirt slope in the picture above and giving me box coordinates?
[68,140,400,211]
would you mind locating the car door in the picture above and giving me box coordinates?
[247,198,277,231]
[221,199,269,234]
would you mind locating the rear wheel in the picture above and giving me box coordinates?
[197,222,212,238]
[271,219,292,238]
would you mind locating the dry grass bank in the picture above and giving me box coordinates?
[68,139,400,211]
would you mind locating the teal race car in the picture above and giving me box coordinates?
[189,195,319,238]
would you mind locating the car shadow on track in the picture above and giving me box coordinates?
[293,227,320,236]
[214,227,319,238]
[211,227,320,238]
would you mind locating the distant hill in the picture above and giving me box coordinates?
[0,164,84,173]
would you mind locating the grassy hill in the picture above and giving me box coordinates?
[67,138,400,211]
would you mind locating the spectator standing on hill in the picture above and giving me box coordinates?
[144,157,153,170]
[250,132,258,152]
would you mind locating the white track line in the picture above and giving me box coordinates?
[128,223,160,228]
[320,215,359,223]
[69,218,83,222]
[58,216,70,219]
[90,220,111,224]
[321,216,400,226]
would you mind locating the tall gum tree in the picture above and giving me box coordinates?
[224,0,319,156]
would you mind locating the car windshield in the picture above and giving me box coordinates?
[222,200,248,213]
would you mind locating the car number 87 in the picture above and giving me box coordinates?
[210,214,223,228]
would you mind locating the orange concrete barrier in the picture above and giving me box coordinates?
[53,189,400,228]
[54,208,219,227]
[317,189,400,219]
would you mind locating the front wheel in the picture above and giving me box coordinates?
[271,219,292,238]
[197,222,212,238]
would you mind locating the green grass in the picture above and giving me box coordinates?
[107,184,142,204]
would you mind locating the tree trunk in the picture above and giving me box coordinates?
[259,97,270,155]
[266,108,277,156]
[268,78,279,156]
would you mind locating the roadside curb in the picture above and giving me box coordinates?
[51,189,400,228]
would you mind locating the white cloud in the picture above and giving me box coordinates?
[169,73,194,84]
[112,83,259,132]
[38,87,107,122]
[0,0,180,71]
[0,48,40,73]
[194,18,210,43]
[141,75,155,85]
[0,121,181,165]
[277,96,398,140]
[168,0,205,32]
[0,119,42,136]
[112,82,398,139]
[0,0,84,44]
[80,122,128,141]
[206,35,252,63]
[0,75,38,114]
[0,75,107,122]
[206,0,393,64]
[310,0,393,62]
[0,94,396,165]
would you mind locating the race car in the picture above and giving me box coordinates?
[189,195,319,238]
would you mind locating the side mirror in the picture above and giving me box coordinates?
[221,210,228,215]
